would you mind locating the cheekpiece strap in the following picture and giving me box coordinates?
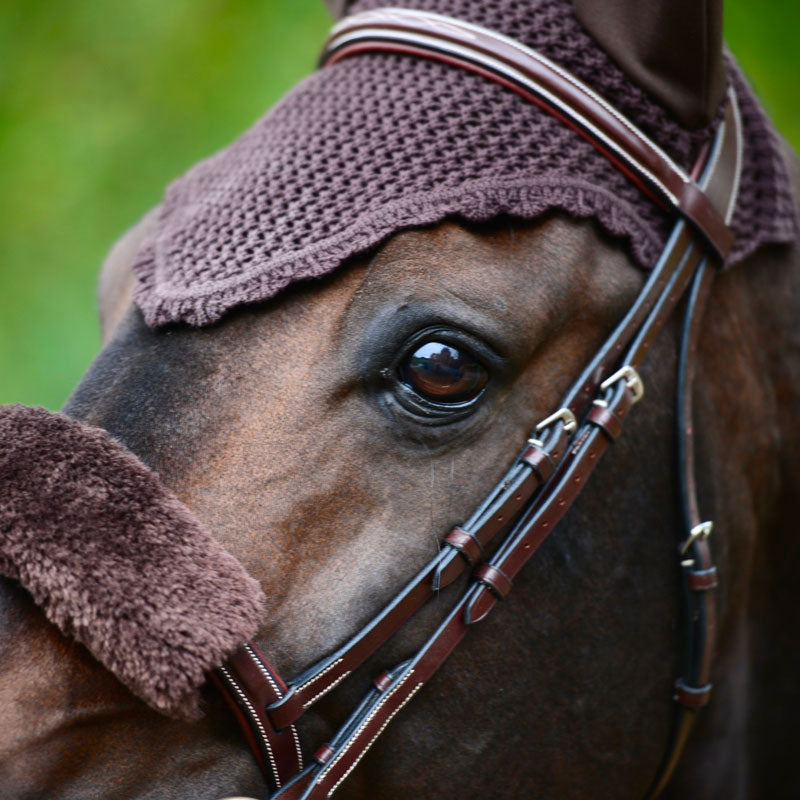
[215,9,744,799]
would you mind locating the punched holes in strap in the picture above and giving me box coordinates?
[445,526,484,566]
[475,564,513,599]
[674,679,712,709]
[687,566,718,592]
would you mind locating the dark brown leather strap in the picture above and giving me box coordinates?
[215,644,303,790]
[646,92,742,794]
[215,11,743,797]
[321,8,734,260]
[274,93,740,799]
[646,266,721,798]
[263,417,572,731]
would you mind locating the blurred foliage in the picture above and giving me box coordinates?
[0,0,797,408]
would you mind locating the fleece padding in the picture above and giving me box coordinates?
[0,404,265,720]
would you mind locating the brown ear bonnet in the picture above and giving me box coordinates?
[131,0,797,328]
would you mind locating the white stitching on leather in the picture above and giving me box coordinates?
[317,669,416,787]
[297,658,345,692]
[302,671,352,708]
[244,643,282,696]
[326,681,424,797]
[290,724,304,773]
[218,666,281,788]
[243,644,303,770]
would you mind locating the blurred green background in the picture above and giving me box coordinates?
[1,0,798,409]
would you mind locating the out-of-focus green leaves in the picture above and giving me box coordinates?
[0,0,797,408]
[725,0,800,148]
[0,0,329,408]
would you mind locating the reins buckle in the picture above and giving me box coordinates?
[600,365,644,403]
[679,521,714,555]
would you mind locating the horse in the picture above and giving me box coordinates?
[2,1,799,798]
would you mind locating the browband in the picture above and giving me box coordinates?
[214,9,743,799]
[321,8,736,261]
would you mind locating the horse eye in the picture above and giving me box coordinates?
[399,341,488,404]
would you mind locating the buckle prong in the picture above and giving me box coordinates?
[534,407,577,436]
[600,365,644,403]
[679,521,714,555]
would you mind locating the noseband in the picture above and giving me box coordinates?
[212,9,743,798]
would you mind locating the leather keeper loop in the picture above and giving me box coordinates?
[444,526,484,566]
[521,443,555,483]
[314,744,335,765]
[474,564,512,599]
[674,680,712,709]
[373,671,393,692]
[687,566,718,591]
[587,404,624,440]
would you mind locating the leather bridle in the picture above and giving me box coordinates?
[211,9,744,799]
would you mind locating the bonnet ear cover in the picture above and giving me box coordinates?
[0,404,265,720]
[130,0,797,328]
[323,0,350,19]
[573,0,727,129]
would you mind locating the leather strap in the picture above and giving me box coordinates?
[647,90,742,797]
[214,644,303,790]
[263,417,572,732]
[321,8,734,260]
[214,11,743,797]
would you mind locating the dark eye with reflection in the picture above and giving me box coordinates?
[399,341,488,404]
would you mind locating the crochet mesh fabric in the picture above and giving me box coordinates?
[131,0,798,328]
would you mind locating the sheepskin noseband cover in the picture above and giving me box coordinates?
[131,0,798,327]
[0,404,265,720]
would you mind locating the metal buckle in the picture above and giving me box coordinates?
[531,407,577,440]
[679,521,714,556]
[600,365,644,403]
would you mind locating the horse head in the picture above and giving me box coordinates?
[3,1,799,798]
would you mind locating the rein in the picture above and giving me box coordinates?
[212,9,743,798]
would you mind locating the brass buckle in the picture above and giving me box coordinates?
[679,521,714,556]
[527,407,577,447]
[600,365,644,403]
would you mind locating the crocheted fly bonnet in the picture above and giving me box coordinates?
[131,0,798,327]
